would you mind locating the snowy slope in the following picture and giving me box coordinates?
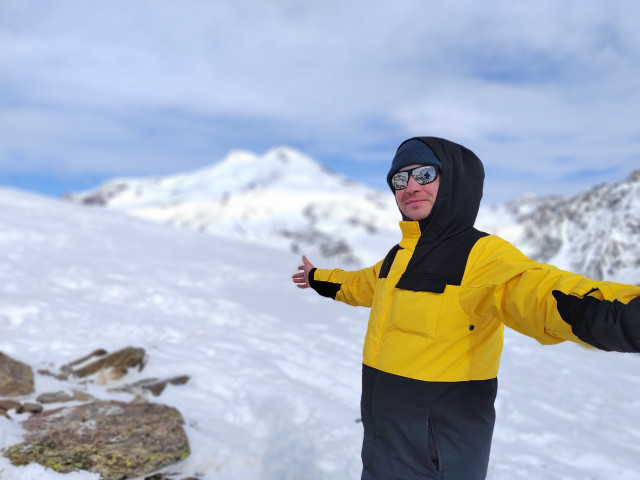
[64,147,400,267]
[0,188,367,479]
[1,188,640,479]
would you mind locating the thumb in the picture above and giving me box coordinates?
[302,255,315,271]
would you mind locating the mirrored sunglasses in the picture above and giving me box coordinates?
[391,165,439,190]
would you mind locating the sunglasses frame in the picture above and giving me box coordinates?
[391,165,439,190]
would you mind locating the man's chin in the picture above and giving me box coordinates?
[405,211,431,221]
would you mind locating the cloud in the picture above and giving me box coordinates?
[0,0,639,203]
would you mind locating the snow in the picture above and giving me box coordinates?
[1,187,639,479]
[65,146,400,268]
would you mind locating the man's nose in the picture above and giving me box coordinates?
[405,176,421,192]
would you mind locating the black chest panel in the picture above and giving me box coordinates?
[379,228,488,293]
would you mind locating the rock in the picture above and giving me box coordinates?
[36,391,75,404]
[65,348,109,369]
[72,346,146,381]
[4,400,190,480]
[109,375,190,397]
[1,399,42,417]
[35,390,93,404]
[36,368,67,381]
[0,353,35,397]
[0,399,22,411]
[38,350,111,381]
[16,402,43,414]
[1,399,22,418]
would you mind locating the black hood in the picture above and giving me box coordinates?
[395,136,484,243]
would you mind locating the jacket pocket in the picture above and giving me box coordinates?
[389,274,446,339]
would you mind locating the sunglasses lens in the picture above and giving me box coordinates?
[391,172,409,190]
[413,166,437,185]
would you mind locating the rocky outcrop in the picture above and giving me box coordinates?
[0,352,34,396]
[71,346,146,381]
[38,346,146,383]
[4,400,190,480]
[2,346,194,479]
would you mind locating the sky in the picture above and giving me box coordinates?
[1,0,639,205]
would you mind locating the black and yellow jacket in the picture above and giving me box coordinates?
[310,137,640,383]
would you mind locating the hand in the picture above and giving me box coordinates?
[292,255,315,289]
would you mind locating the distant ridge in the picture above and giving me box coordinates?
[477,170,640,284]
[66,147,640,283]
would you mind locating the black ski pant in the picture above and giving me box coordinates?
[361,364,497,480]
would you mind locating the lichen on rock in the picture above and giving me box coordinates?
[0,352,35,397]
[4,400,190,480]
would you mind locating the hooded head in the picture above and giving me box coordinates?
[389,137,485,243]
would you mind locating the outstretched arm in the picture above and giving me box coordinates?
[292,255,382,307]
[292,255,315,289]
[461,235,640,350]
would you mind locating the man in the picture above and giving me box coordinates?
[292,137,640,480]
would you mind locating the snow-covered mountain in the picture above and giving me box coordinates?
[65,147,639,284]
[1,188,640,480]
[64,147,400,267]
[476,170,640,285]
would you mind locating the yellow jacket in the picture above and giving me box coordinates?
[309,137,640,382]
[311,223,640,382]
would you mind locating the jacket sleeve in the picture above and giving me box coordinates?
[309,260,383,308]
[460,235,640,352]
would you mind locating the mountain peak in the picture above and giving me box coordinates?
[220,146,314,168]
[265,146,301,162]
[222,149,259,166]
[64,146,399,265]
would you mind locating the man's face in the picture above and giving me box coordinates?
[394,164,440,221]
